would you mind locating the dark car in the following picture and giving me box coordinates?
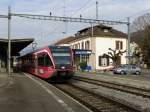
[113,64,141,75]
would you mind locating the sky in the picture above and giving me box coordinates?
[0,0,150,52]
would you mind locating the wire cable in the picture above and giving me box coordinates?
[70,0,92,17]
[118,8,150,22]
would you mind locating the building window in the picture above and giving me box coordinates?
[104,29,108,33]
[70,45,73,49]
[78,43,80,49]
[72,45,75,49]
[116,41,123,50]
[75,44,78,49]
[120,41,123,49]
[82,42,84,49]
[99,54,109,67]
[101,58,107,66]
[85,41,90,50]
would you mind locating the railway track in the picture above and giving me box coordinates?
[54,83,140,112]
[73,76,150,99]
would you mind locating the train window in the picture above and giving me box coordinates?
[38,54,53,67]
[38,56,44,66]
[44,55,53,67]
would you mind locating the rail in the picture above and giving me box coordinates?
[54,83,141,112]
[73,76,150,99]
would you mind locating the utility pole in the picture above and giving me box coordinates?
[91,23,94,37]
[96,1,98,19]
[8,6,11,75]
[127,17,131,64]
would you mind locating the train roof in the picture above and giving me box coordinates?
[19,45,71,57]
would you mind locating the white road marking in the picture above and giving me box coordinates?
[24,73,75,112]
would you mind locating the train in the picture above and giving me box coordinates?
[17,46,75,80]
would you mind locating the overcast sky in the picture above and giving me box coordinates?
[0,0,150,52]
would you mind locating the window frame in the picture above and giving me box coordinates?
[38,54,53,67]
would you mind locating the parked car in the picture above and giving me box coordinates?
[113,64,141,75]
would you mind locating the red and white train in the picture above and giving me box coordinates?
[17,46,75,80]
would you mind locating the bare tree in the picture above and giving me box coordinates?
[107,48,126,68]
[131,13,150,67]
[142,25,150,67]
[131,46,142,66]
[131,13,150,32]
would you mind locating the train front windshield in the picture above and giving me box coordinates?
[50,47,72,66]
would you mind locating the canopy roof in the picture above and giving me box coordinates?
[0,38,34,56]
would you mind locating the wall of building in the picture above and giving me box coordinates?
[89,37,96,70]
[69,37,93,69]
[69,37,91,50]
[58,36,127,71]
[95,37,127,70]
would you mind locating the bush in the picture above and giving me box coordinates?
[79,61,87,71]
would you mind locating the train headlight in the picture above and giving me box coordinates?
[61,66,65,69]
[39,69,44,74]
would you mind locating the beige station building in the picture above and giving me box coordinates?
[55,25,127,71]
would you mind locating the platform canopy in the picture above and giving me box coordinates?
[0,38,34,56]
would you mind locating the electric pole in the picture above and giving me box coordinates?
[127,17,131,64]
[8,6,11,75]
[96,1,98,19]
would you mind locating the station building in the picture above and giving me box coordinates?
[55,25,127,70]
[0,38,34,73]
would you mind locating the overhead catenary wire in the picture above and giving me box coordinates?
[41,0,94,36]
[70,0,92,17]
[41,0,91,34]
[32,0,95,40]
[10,12,129,47]
[10,12,128,46]
[11,13,128,25]
[0,15,8,18]
[118,8,150,22]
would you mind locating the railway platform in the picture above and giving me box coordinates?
[0,73,9,88]
[0,72,91,112]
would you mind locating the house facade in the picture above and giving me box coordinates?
[55,25,127,70]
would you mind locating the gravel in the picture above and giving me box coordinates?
[75,73,150,90]
[71,79,150,112]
